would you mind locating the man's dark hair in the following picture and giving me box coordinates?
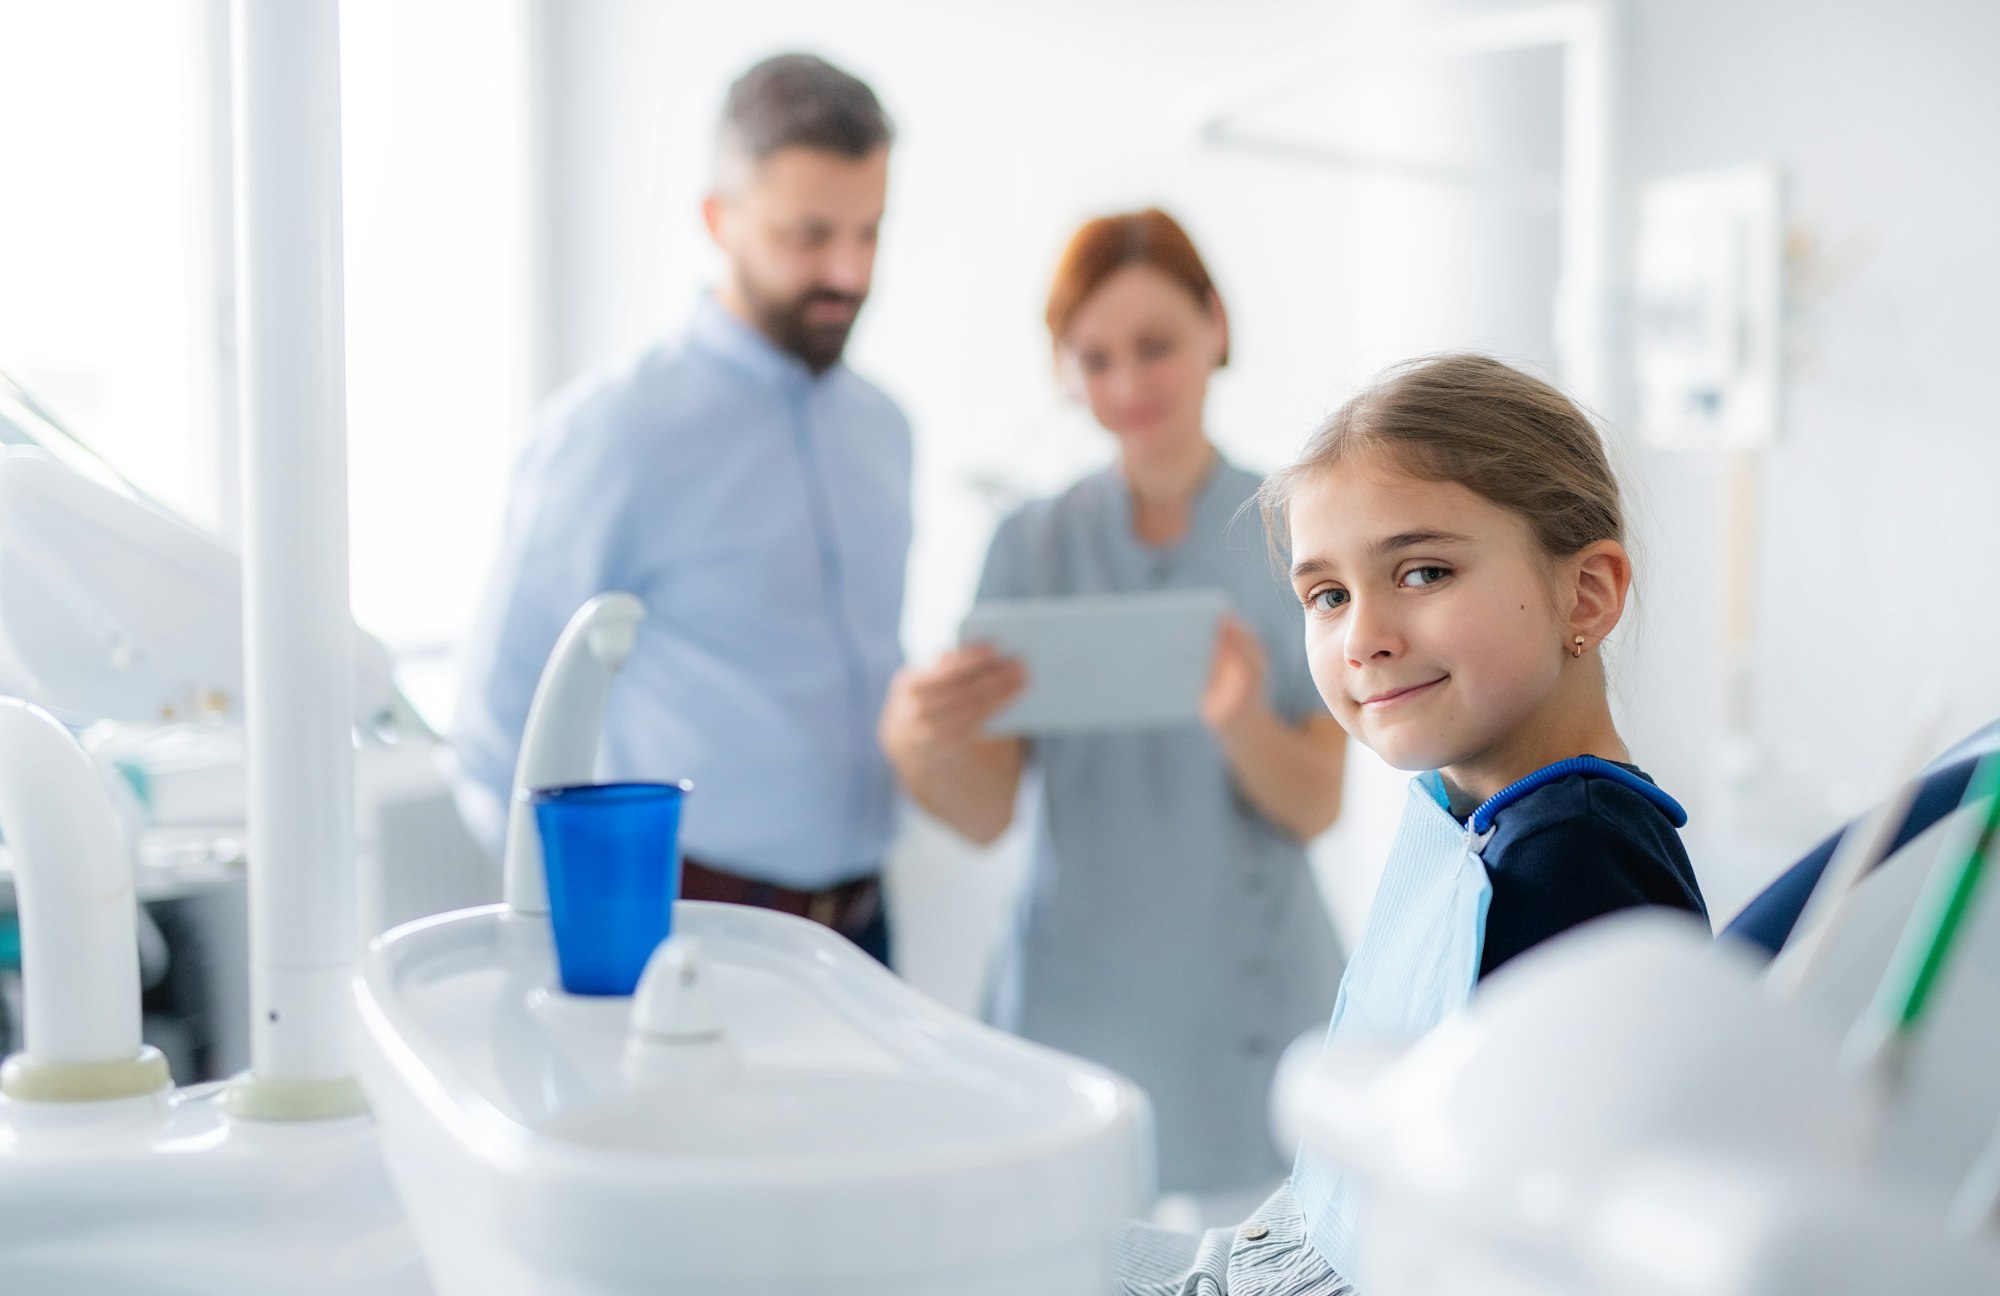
[715,54,893,187]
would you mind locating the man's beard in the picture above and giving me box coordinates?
[737,274,865,375]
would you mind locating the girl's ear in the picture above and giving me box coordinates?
[1568,540,1632,646]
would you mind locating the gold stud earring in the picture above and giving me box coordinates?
[1571,635,1586,659]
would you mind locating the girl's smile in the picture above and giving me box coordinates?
[1357,675,1448,709]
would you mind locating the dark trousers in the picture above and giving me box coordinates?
[844,902,892,968]
[680,855,893,970]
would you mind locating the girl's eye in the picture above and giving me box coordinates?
[1401,565,1452,588]
[1308,587,1348,613]
[1138,336,1176,361]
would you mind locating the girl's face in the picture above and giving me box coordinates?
[1059,264,1224,456]
[1287,457,1578,787]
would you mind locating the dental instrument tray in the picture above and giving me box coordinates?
[960,589,1228,734]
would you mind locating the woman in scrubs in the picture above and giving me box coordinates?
[879,209,1347,1198]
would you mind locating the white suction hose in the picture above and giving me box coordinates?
[0,698,168,1101]
[501,593,646,915]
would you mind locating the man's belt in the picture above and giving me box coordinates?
[679,855,882,935]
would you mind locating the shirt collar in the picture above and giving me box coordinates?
[685,290,827,389]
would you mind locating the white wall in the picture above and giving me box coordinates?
[1613,0,2000,919]
[341,0,535,690]
[0,1,226,527]
[528,0,1568,637]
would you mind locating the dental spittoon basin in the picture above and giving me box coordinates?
[353,901,1152,1295]
[353,591,1150,1293]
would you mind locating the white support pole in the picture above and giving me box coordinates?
[226,0,366,1120]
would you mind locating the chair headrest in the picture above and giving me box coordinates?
[1718,736,1992,959]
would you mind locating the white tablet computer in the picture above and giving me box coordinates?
[959,589,1229,735]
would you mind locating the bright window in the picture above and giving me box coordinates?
[340,0,533,707]
[0,2,535,731]
[0,0,226,528]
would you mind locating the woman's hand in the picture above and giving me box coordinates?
[1201,616,1346,841]
[879,645,1029,845]
[1201,614,1270,738]
[879,644,1027,775]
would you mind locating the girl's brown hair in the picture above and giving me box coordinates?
[1262,354,1623,562]
[1044,208,1227,363]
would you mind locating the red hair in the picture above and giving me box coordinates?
[1044,208,1227,364]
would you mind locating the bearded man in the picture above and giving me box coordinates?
[453,54,908,964]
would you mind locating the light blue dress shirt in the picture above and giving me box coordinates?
[453,294,912,890]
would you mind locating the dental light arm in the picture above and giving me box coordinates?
[0,446,397,731]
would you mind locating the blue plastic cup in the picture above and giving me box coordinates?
[531,780,691,996]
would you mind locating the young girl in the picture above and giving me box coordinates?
[1119,354,1707,1295]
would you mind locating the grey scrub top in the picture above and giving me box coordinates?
[976,457,1343,1195]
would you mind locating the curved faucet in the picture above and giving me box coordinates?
[501,593,646,915]
[0,698,168,1102]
